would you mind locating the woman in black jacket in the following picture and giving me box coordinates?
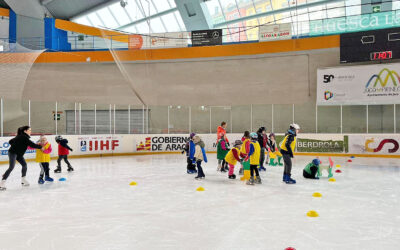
[0,126,43,190]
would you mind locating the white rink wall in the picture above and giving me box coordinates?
[0,133,399,162]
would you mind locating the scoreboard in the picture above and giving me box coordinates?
[340,27,400,63]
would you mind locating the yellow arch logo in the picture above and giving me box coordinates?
[365,68,400,88]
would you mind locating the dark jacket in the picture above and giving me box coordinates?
[8,134,41,157]
[257,128,267,148]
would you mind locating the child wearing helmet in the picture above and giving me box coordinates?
[54,135,74,173]
[191,135,208,180]
[238,131,250,175]
[244,132,262,185]
[303,159,321,179]
[280,124,300,184]
[224,140,243,179]
[268,133,283,166]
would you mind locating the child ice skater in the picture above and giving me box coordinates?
[224,140,243,179]
[268,133,283,166]
[0,126,43,190]
[217,134,229,172]
[256,127,268,171]
[54,135,74,173]
[191,135,207,180]
[36,136,54,184]
[239,131,250,175]
[303,159,321,179]
[182,133,197,174]
[280,124,300,184]
[245,132,262,185]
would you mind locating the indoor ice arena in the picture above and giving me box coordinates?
[0,0,399,249]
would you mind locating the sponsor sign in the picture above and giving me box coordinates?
[128,34,143,50]
[349,135,400,155]
[259,23,292,42]
[78,135,122,154]
[310,10,400,36]
[144,32,189,48]
[296,137,347,153]
[317,63,400,105]
[135,135,189,152]
[191,29,222,47]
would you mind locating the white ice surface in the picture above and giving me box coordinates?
[0,154,399,250]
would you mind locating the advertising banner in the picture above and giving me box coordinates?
[142,32,190,49]
[317,63,400,105]
[191,29,222,47]
[296,135,348,153]
[259,23,292,42]
[309,10,400,36]
[349,135,400,155]
[77,135,124,155]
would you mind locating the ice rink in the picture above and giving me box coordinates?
[0,154,399,250]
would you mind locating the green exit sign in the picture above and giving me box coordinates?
[53,113,61,121]
[372,5,381,13]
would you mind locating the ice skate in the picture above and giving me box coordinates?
[45,176,54,182]
[228,174,236,179]
[239,168,243,175]
[0,180,6,191]
[38,178,45,184]
[246,176,255,185]
[54,166,61,173]
[255,176,262,184]
[67,166,74,172]
[21,177,30,186]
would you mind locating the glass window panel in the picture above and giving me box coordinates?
[151,0,173,12]
[368,105,394,133]
[258,14,274,26]
[87,13,103,27]
[343,105,367,133]
[327,1,346,18]
[206,0,225,24]
[191,106,210,134]
[273,104,293,133]
[252,104,272,133]
[124,0,144,22]
[211,107,231,133]
[222,0,239,16]
[80,103,95,135]
[169,106,189,134]
[161,13,181,32]
[30,100,57,135]
[397,104,400,133]
[135,21,151,33]
[247,20,259,40]
[271,0,290,10]
[97,8,118,28]
[174,11,186,30]
[253,0,272,14]
[345,0,361,16]
[309,6,327,20]
[167,0,176,8]
[95,104,112,134]
[293,103,315,133]
[148,106,167,134]
[109,2,132,26]
[232,105,251,133]
[318,106,340,133]
[149,17,165,33]
[122,25,138,34]
[3,99,29,136]
[74,16,91,26]
[288,0,308,8]
[394,1,400,10]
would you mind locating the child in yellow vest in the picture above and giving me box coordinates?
[280,124,300,184]
[244,132,262,185]
[224,140,243,179]
[36,136,54,184]
[268,133,283,166]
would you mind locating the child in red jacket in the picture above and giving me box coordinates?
[54,136,74,173]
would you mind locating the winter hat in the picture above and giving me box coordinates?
[190,132,196,138]
[312,159,321,166]
[193,135,201,143]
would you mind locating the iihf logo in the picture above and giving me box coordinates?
[80,141,87,152]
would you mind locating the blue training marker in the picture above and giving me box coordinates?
[350,156,355,158]
[59,178,67,182]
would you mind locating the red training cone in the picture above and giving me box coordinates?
[347,159,352,162]
[285,248,296,250]
[335,169,342,173]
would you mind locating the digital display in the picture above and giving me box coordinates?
[370,51,393,60]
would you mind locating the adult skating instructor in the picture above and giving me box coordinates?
[0,126,43,190]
